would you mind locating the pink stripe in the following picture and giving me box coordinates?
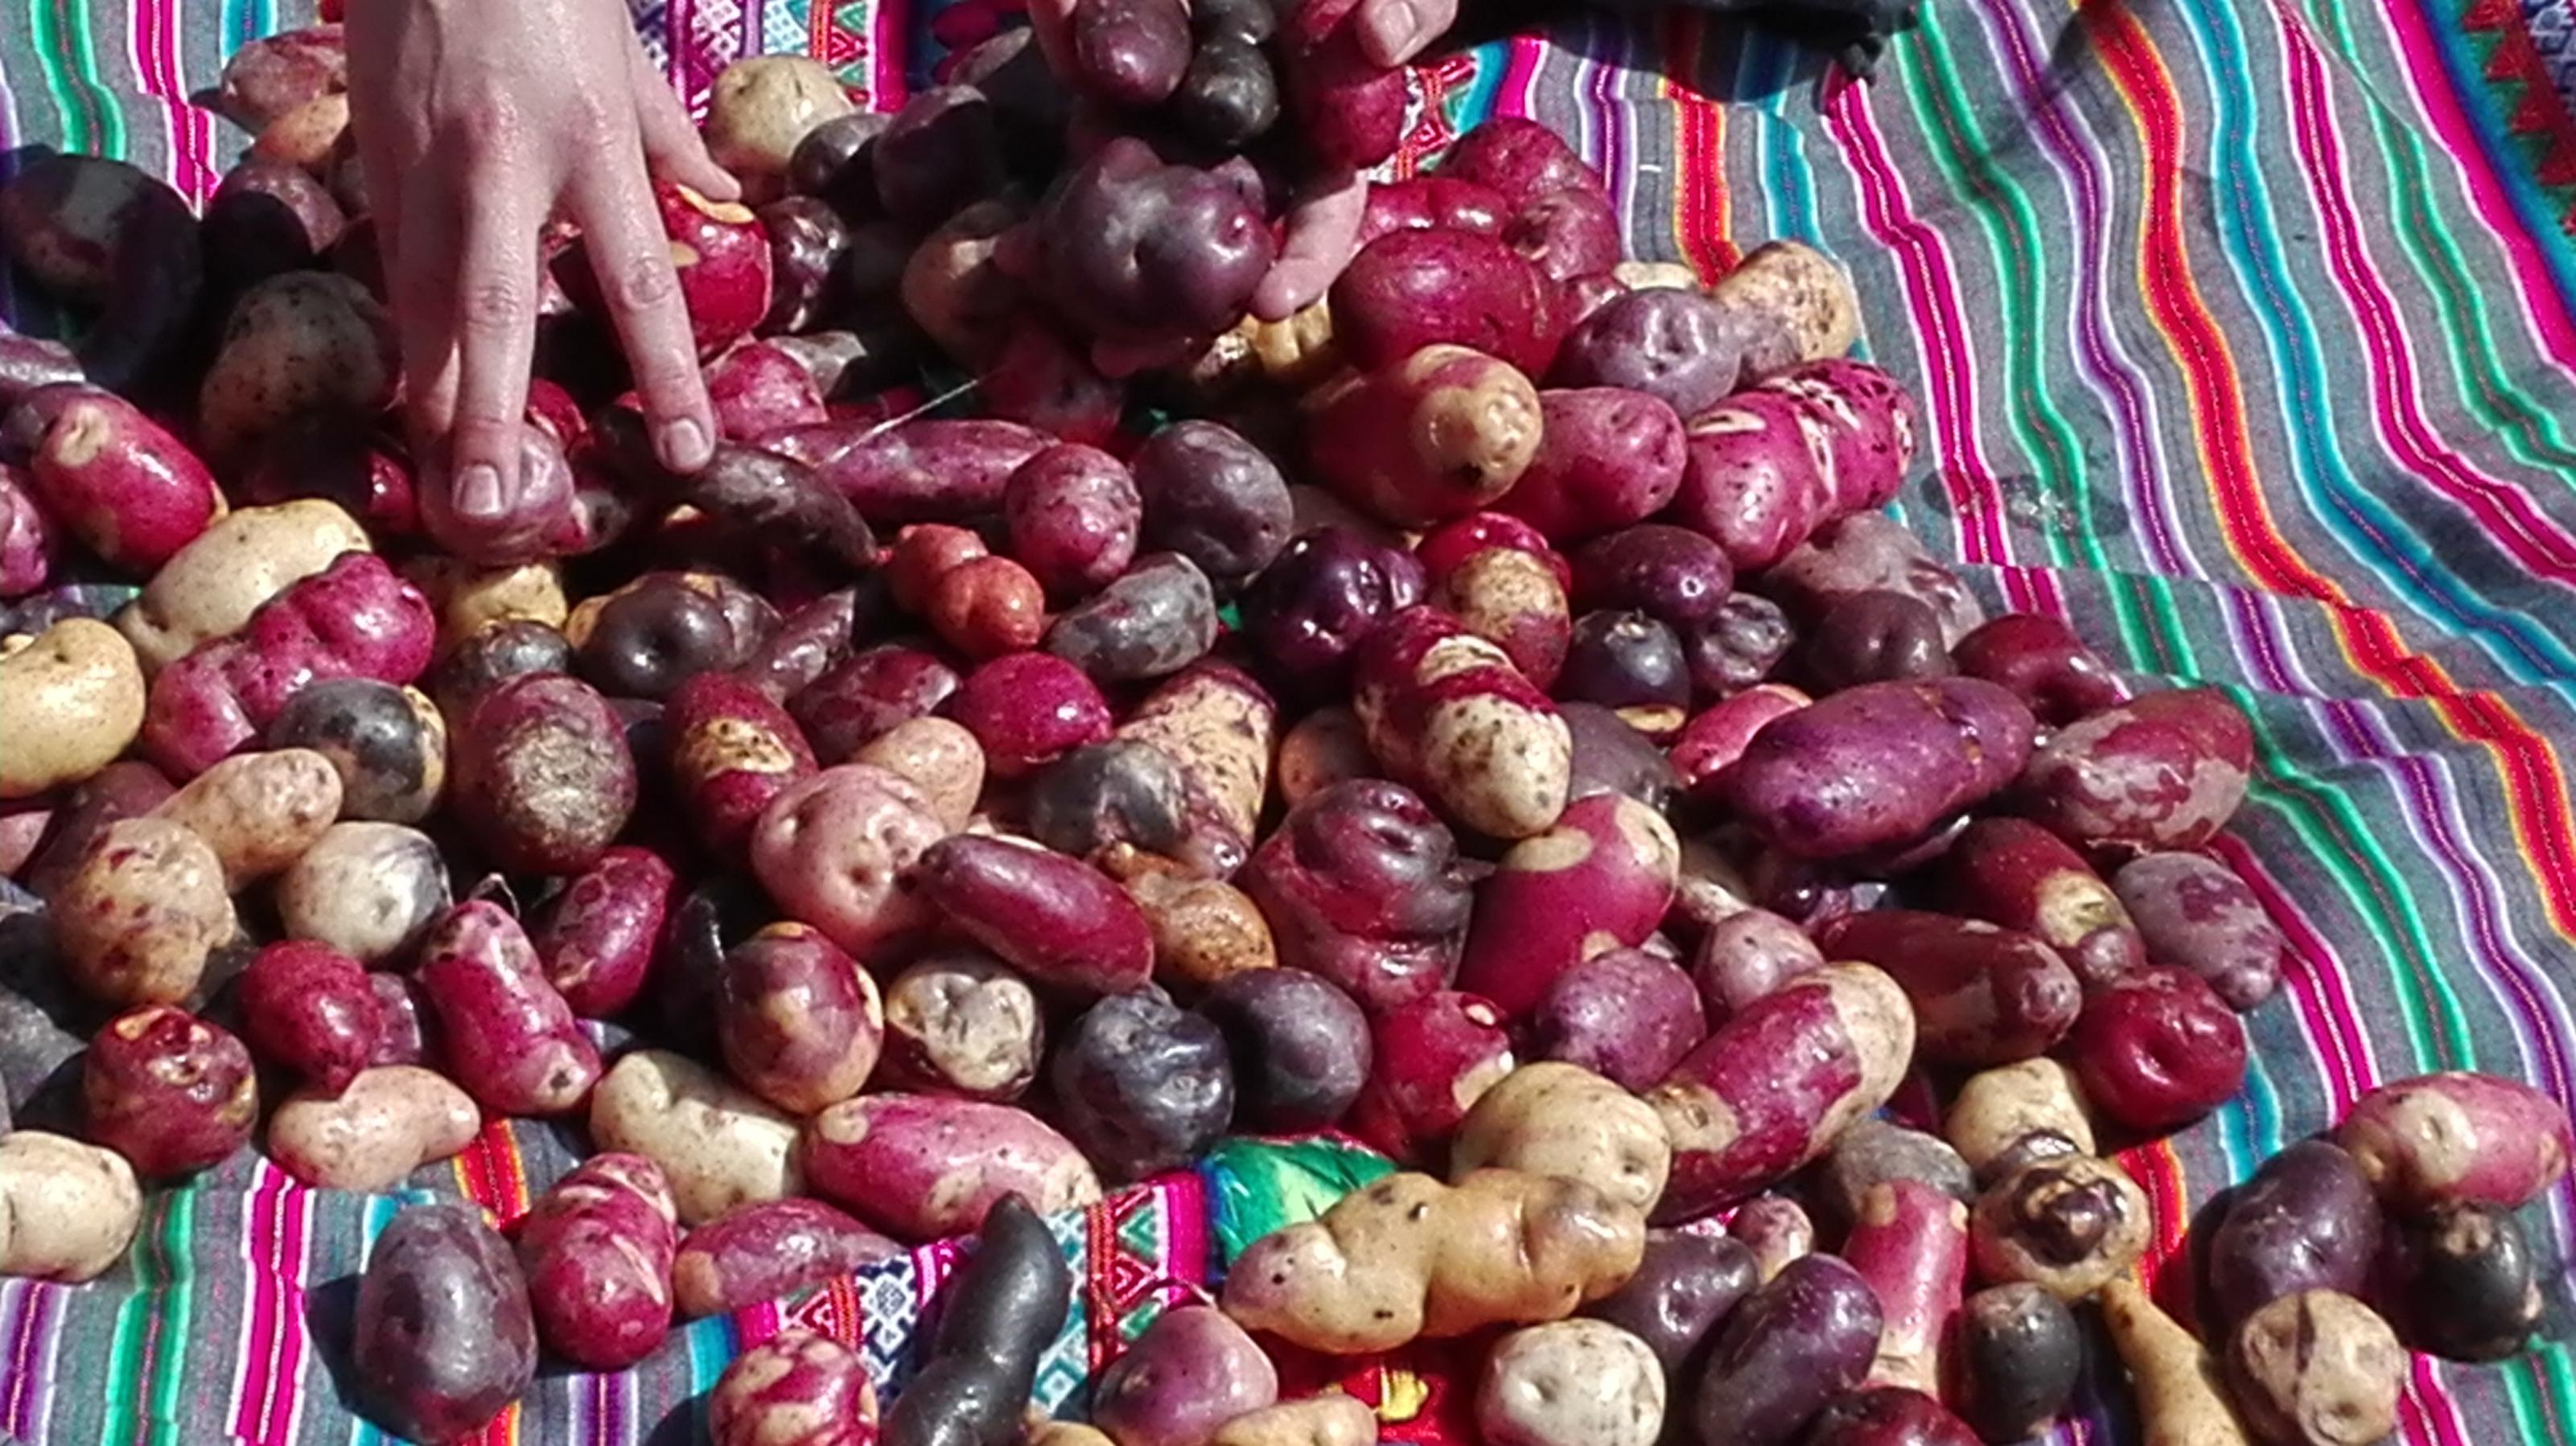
[130,0,212,202]
[0,1283,30,1438]
[875,0,913,110]
[5,1280,60,1440]
[227,1168,279,1441]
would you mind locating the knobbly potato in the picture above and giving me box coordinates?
[1051,988,1236,1183]
[1452,1062,1670,1215]
[1242,780,1476,1011]
[1004,443,1142,600]
[83,1004,257,1177]
[1478,1319,1665,1446]
[1818,1120,1975,1227]
[448,671,636,876]
[2099,1278,2253,1446]
[150,746,342,887]
[1093,1305,1280,1446]
[1113,663,1278,875]
[2226,1291,2403,1446]
[1552,287,1752,418]
[792,643,960,763]
[879,950,1045,1102]
[265,1065,480,1193]
[352,1204,537,1443]
[710,1329,881,1446]
[1526,946,1703,1091]
[1501,389,1688,544]
[237,939,377,1093]
[673,1198,902,1319]
[590,1050,805,1226]
[748,763,947,960]
[2336,1070,2573,1212]
[113,499,368,672]
[1107,849,1278,988]
[718,922,884,1115]
[1241,528,1426,693]
[1046,553,1220,684]
[415,902,600,1118]
[0,1131,142,1280]
[274,821,451,963]
[1969,1153,2150,1301]
[264,679,446,824]
[1428,530,1574,692]
[882,1194,1070,1446]
[568,570,771,700]
[1035,139,1275,347]
[1438,116,1607,207]
[1689,1255,1886,1446]
[0,618,145,800]
[802,1091,1102,1241]
[54,816,236,1007]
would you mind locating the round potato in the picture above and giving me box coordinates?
[0,1131,143,1281]
[589,1050,805,1226]
[0,618,146,800]
[53,816,237,1006]
[1479,1319,1665,1446]
[1452,1062,1670,1216]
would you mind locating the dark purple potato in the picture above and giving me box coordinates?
[1692,1254,1884,1446]
[1572,524,1734,631]
[2206,1140,2385,1327]
[1043,553,1219,683]
[1800,589,1955,693]
[1558,610,1690,724]
[1191,0,1276,43]
[576,576,749,701]
[788,109,891,218]
[1802,1388,1981,1446]
[204,158,347,292]
[1023,740,1191,861]
[789,643,961,762]
[1552,287,1748,418]
[352,1204,537,1444]
[1132,419,1296,585]
[1949,1284,2081,1444]
[1037,138,1278,345]
[1200,967,1372,1131]
[265,677,446,824]
[1560,700,1678,811]
[756,195,856,335]
[1072,0,1193,107]
[1529,946,1705,1091]
[1049,988,1234,1182]
[1239,526,1426,690]
[1171,36,1279,150]
[1583,1228,1759,1379]
[2379,1202,2545,1362]
[430,619,572,719]
[870,86,1005,226]
[1687,592,1796,696]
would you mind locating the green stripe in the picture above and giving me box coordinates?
[27,0,93,156]
[146,1188,194,1446]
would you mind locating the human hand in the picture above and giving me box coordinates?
[346,0,739,558]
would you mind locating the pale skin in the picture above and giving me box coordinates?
[351,0,1458,544]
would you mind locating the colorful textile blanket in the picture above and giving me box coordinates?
[9,0,2576,1441]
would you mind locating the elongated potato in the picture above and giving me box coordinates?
[589,1050,805,1226]
[113,499,368,671]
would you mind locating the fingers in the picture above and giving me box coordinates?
[1253,167,1367,321]
[1357,0,1455,65]
[440,176,548,529]
[628,40,742,200]
[569,146,718,474]
[386,162,466,455]
[1027,0,1080,80]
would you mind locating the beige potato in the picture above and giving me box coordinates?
[0,1131,143,1281]
[0,618,145,799]
[153,746,343,887]
[1451,1063,1671,1216]
[1945,1058,2097,1177]
[1611,261,1700,292]
[115,499,370,670]
[1212,1398,1381,1446]
[1274,706,1373,810]
[1477,1320,1665,1446]
[274,821,451,963]
[591,1050,805,1226]
[265,1066,482,1193]
[54,816,237,1006]
[197,272,396,465]
[902,198,1029,368]
[1709,240,1860,365]
[402,557,569,655]
[854,717,985,832]
[2228,1291,2404,1446]
[702,56,854,203]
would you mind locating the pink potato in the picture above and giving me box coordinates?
[1002,443,1142,599]
[767,417,1048,526]
[718,923,884,1115]
[414,902,603,1118]
[801,1092,1102,1241]
[2110,850,2286,1012]
[2016,688,2254,854]
[706,339,828,442]
[1306,345,1543,528]
[529,846,677,1020]
[1840,1179,1969,1395]
[673,1198,902,1319]
[1414,511,1570,592]
[2,384,223,573]
[1951,612,2127,726]
[1647,963,1915,1222]
[1238,778,1476,1013]
[1330,228,1558,377]
[1529,947,1707,1092]
[1690,908,1825,1021]
[981,322,1127,449]
[709,1330,879,1446]
[139,551,436,778]
[1438,117,1607,207]
[450,672,637,877]
[0,158,202,391]
[1093,1305,1281,1446]
[1550,287,1752,420]
[1282,25,1405,170]
[2336,1071,2572,1213]
[665,671,817,855]
[513,1153,679,1370]
[1345,991,1516,1165]
[1497,388,1688,544]
[1353,605,1572,840]
[237,939,378,1094]
[2067,964,2247,1131]
[1938,818,2144,989]
[558,182,770,357]
[1669,685,1812,807]
[1720,678,2037,861]
[1665,362,1919,572]
[750,763,947,959]
[0,461,57,598]
[82,1004,258,1177]
[1814,911,2081,1068]
[907,835,1154,996]
[1456,792,1681,1018]
[1504,188,1623,284]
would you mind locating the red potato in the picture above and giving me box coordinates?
[879,951,1044,1102]
[706,339,829,441]
[709,1330,880,1446]
[1240,778,1475,1012]
[1429,539,1573,692]
[2017,688,2255,855]
[909,835,1155,996]
[2,384,224,574]
[665,671,817,854]
[767,417,1049,525]
[0,333,83,407]
[1669,684,1811,805]
[364,974,440,1070]
[83,1005,258,1177]
[1761,512,1986,648]
[981,323,1126,448]
[1353,605,1572,840]
[1113,662,1278,874]
[1530,947,1707,1091]
[1069,0,1191,105]
[1438,117,1607,207]
[2112,850,2286,1012]
[529,846,675,1019]
[718,923,884,1115]
[1841,1180,1969,1395]
[1690,907,1825,1021]
[1035,138,1278,345]
[1457,793,1680,1018]
[1498,388,1688,544]
[1282,25,1406,170]
[2337,1070,2573,1213]
[1504,188,1623,284]
[1647,963,1915,1221]
[1346,991,1516,1165]
[1721,678,2038,861]
[944,652,1115,779]
[514,1154,679,1370]
[1415,510,1570,590]
[673,1197,902,1319]
[801,1091,1102,1241]
[1003,444,1142,599]
[2067,963,2247,1131]
[139,551,437,778]
[926,554,1045,659]
[237,939,378,1094]
[1951,612,2126,726]
[750,763,947,960]
[449,672,636,877]
[1813,912,2082,1067]
[1358,175,1511,244]
[0,158,201,391]
[1665,363,1918,572]
[0,462,58,598]
[1307,346,1543,528]
[414,902,602,1118]
[1331,228,1557,377]
[1938,818,2143,989]
[790,643,961,763]
[557,182,771,357]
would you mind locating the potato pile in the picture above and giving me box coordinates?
[0,14,2564,1446]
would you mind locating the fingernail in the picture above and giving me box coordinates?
[453,464,505,520]
[1360,0,1421,64]
[660,418,713,471]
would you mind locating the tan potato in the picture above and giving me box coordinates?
[1211,1398,1381,1446]
[1945,1058,2097,1178]
[853,717,985,832]
[1451,1063,1671,1216]
[703,57,854,203]
[115,499,370,671]
[1180,300,1341,402]
[0,1132,142,1281]
[1611,261,1700,292]
[1274,705,1374,809]
[2227,1291,2402,1446]
[1709,240,1859,365]
[2099,1279,2251,1446]
[1113,854,1278,989]
[196,272,396,466]
[274,821,451,963]
[265,1066,482,1193]
[902,198,1029,368]
[248,91,349,172]
[54,816,237,1006]
[153,746,343,888]
[590,1050,805,1226]
[0,618,145,799]
[402,557,569,655]
[1478,1319,1665,1446]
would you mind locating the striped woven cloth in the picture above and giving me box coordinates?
[8,0,2576,1442]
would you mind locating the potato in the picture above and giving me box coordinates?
[557,182,772,360]
[1171,35,1280,150]
[196,272,394,467]
[1272,704,1377,807]
[2227,1291,2402,1446]
[664,670,819,854]
[1969,1153,2150,1300]
[1722,679,2038,861]
[1239,779,1475,1010]
[901,198,1030,368]
[871,85,1007,228]
[0,462,57,599]
[1035,138,1275,345]
[262,679,446,824]
[1478,1318,1664,1446]
[1281,26,1405,170]
[236,939,377,1094]
[850,717,981,835]
[1950,1283,2082,1443]
[605,425,877,576]
[1817,1120,1974,1227]
[1529,946,1706,1091]
[1134,420,1297,587]
[514,1154,678,1370]
[1550,287,1751,418]
[2017,688,2254,853]
[1801,1390,1981,1446]
[1931,818,2143,989]
[352,1204,535,1442]
[1051,988,1235,1183]
[2204,1139,2383,1333]
[999,444,1141,602]
[1943,1057,2096,1185]
[1354,605,1571,840]
[1842,1179,1969,1395]
[2068,965,2248,1131]
[673,1198,902,1319]
[1025,740,1190,865]
[1093,1304,1279,1446]
[1114,662,1278,874]
[1582,1227,1758,1378]
[1813,912,2081,1067]
[1685,594,1798,697]
[1504,188,1622,285]
[1200,967,1369,1132]
[1689,1255,1885,1446]
[1726,1196,1814,1281]
[265,1063,479,1192]
[1796,589,1953,693]
[364,974,438,1071]
[803,1092,1101,1241]
[1498,388,1687,544]
[2098,1278,2253,1446]
[591,1050,804,1226]
[1209,1399,1377,1446]
[415,902,600,1118]
[1561,702,1680,811]
[2379,1202,2544,1362]
[1452,1062,1670,1214]
[1070,0,1191,105]
[710,1329,881,1446]
[705,56,855,203]
[1046,554,1220,686]
[1666,364,1917,572]
[1690,906,1825,1020]
[2112,851,2286,1012]
[0,159,201,390]
[1707,240,1860,365]
[946,653,1113,779]
[519,845,669,1020]
[736,588,861,707]
[83,1004,257,1177]
[718,922,883,1115]
[1459,794,1677,1017]
[1348,991,1516,1164]
[1950,611,2127,726]
[150,746,341,888]
[2336,1070,2571,1212]
[791,643,960,763]
[1438,117,1606,207]
[1648,963,1914,1220]
[1331,228,1555,378]
[882,1194,1071,1446]
[1307,347,1542,529]
[274,820,450,964]
[567,570,773,700]
[748,763,947,960]
[0,618,144,799]
[114,499,368,672]
[1220,1168,1645,1354]
[911,835,1154,996]
[1431,539,1574,695]
[212,23,345,129]
[0,1131,142,1281]
[53,816,235,1007]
